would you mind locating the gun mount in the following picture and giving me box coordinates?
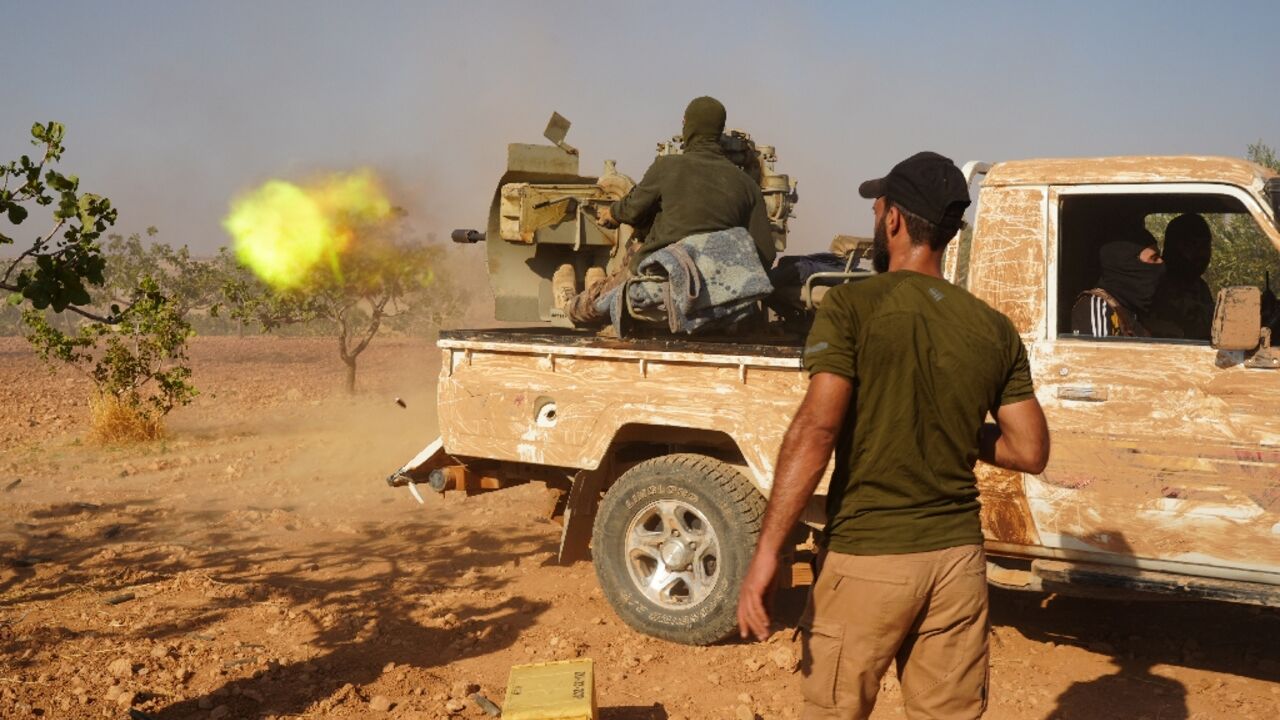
[455,112,798,324]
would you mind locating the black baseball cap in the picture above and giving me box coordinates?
[859,151,971,230]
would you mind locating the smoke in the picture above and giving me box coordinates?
[222,170,393,290]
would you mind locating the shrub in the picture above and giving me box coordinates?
[23,276,196,443]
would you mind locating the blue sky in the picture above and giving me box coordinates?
[3,1,1277,254]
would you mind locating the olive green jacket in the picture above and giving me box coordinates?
[610,138,775,272]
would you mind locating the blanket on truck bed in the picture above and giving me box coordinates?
[595,226,773,335]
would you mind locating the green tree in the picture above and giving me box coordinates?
[383,243,474,336]
[3,122,198,439]
[100,227,222,319]
[1,122,119,320]
[1201,142,1280,295]
[221,224,445,393]
[1248,140,1279,173]
[23,276,197,442]
[210,246,267,336]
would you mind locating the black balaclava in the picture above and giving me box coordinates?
[1162,213,1212,281]
[1097,231,1165,314]
[682,96,726,147]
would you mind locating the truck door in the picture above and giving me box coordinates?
[1032,183,1280,584]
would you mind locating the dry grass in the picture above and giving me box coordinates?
[88,393,165,444]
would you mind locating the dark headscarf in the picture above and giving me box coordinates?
[1162,213,1212,281]
[682,96,726,145]
[1098,230,1165,315]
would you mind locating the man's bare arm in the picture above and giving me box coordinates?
[978,397,1050,474]
[757,373,852,555]
[738,372,853,640]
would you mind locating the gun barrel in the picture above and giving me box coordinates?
[451,229,486,244]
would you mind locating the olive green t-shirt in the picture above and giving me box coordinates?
[804,271,1035,555]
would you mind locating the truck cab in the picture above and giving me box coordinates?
[957,157,1280,597]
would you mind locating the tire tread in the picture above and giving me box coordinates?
[591,453,766,645]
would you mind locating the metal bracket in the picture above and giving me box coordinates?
[558,469,604,564]
[803,269,875,309]
[543,111,579,156]
[1246,327,1280,369]
[1057,385,1108,402]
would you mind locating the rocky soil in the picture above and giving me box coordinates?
[1,336,1277,719]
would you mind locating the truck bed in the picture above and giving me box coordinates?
[439,327,805,360]
[434,326,809,487]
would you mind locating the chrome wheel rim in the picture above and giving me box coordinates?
[623,499,720,609]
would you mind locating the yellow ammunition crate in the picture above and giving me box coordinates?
[502,658,596,720]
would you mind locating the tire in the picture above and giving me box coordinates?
[591,453,766,645]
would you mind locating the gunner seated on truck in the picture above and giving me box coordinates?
[1071,229,1165,338]
[565,96,776,326]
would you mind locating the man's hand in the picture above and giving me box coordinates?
[737,551,779,641]
[596,205,619,229]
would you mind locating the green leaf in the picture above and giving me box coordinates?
[66,280,92,307]
[31,123,45,141]
[25,286,50,309]
[7,204,27,224]
[6,293,22,306]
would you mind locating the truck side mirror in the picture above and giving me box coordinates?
[1212,286,1262,351]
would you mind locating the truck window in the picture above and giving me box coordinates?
[1056,192,1280,341]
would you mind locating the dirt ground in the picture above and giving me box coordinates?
[1,336,1277,720]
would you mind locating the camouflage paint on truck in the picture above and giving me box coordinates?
[392,153,1280,611]
[965,156,1280,585]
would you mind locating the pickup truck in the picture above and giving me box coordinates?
[389,153,1280,646]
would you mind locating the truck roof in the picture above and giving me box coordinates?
[985,156,1278,188]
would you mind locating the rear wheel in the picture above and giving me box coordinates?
[591,453,765,645]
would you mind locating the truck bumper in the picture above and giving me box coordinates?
[386,437,458,493]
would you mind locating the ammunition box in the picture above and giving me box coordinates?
[502,658,596,720]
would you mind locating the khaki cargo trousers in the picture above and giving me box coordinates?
[800,544,989,720]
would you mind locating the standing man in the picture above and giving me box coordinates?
[565,96,776,325]
[737,152,1050,719]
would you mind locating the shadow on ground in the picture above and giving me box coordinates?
[991,588,1279,719]
[601,704,669,719]
[1,493,558,718]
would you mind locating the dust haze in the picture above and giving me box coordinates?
[3,3,1280,718]
[2,3,1276,258]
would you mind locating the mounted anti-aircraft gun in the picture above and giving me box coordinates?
[451,112,798,328]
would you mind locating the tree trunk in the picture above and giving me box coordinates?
[344,356,357,394]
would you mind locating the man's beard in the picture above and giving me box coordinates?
[872,213,890,273]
